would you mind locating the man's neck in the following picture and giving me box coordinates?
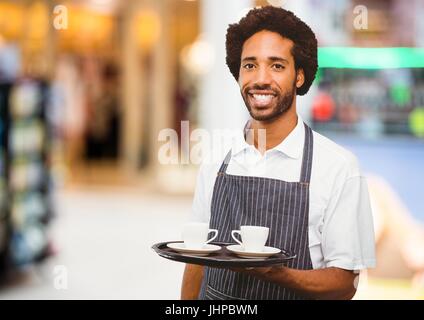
[247,108,298,154]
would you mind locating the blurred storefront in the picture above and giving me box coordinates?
[1,0,201,184]
[0,0,205,283]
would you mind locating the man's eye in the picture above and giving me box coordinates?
[243,64,255,69]
[273,64,285,70]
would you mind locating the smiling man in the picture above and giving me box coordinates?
[181,6,376,300]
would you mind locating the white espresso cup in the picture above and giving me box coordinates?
[182,222,218,249]
[231,226,269,252]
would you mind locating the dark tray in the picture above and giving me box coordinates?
[152,241,296,268]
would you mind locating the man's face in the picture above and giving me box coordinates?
[239,30,304,122]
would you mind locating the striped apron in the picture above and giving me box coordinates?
[199,123,314,300]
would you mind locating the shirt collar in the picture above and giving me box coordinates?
[231,115,305,159]
[272,115,304,159]
[231,121,251,156]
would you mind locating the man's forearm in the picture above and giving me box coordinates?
[245,266,358,300]
[181,264,204,300]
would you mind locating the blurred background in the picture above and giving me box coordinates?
[0,0,423,299]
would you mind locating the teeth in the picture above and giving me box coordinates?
[252,94,273,103]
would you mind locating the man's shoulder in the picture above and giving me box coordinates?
[311,130,361,178]
[197,149,229,178]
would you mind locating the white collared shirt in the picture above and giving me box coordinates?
[189,116,376,270]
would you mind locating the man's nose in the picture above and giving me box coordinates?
[254,67,272,86]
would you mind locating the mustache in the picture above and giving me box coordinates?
[244,84,278,94]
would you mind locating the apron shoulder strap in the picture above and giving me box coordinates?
[218,149,232,174]
[299,123,314,184]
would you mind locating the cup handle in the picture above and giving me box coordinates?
[206,229,218,244]
[231,230,243,246]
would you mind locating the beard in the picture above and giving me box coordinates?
[241,80,296,122]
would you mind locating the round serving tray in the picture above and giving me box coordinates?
[152,241,296,268]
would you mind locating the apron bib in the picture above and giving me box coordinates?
[199,123,314,300]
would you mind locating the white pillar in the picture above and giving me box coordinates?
[121,0,144,173]
[150,0,174,173]
[199,0,252,132]
[414,0,424,47]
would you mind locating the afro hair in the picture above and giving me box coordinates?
[225,6,318,96]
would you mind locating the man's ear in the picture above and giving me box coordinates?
[296,69,305,89]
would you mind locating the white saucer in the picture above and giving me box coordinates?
[226,245,281,258]
[167,242,222,256]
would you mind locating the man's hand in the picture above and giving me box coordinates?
[230,266,276,278]
[229,265,358,300]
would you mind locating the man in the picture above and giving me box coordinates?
[181,6,375,300]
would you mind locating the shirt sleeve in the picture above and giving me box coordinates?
[322,175,376,271]
[188,163,210,223]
